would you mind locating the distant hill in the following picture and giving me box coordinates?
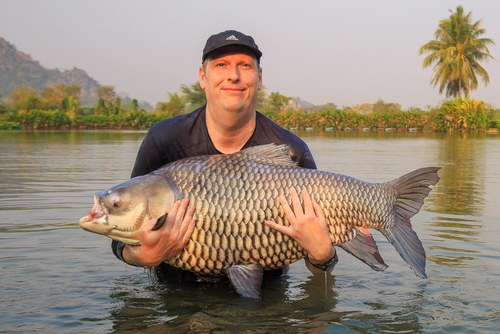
[0,37,101,106]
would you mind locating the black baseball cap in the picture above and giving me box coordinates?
[202,30,262,63]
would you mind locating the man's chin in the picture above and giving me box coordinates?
[220,102,249,113]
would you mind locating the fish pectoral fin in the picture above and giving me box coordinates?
[340,227,388,271]
[227,263,264,300]
[152,214,167,231]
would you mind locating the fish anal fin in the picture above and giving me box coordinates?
[227,263,264,299]
[340,227,388,271]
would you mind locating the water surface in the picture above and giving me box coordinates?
[1,130,499,333]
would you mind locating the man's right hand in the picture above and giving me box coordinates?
[123,198,196,267]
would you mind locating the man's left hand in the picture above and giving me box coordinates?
[265,187,336,273]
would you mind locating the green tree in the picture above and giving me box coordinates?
[419,5,496,98]
[114,97,122,115]
[266,92,290,112]
[131,99,139,111]
[350,103,373,115]
[373,99,402,114]
[180,82,206,110]
[0,94,8,113]
[64,84,82,97]
[96,98,106,115]
[256,85,267,110]
[156,92,186,115]
[96,85,116,107]
[63,95,80,119]
[9,86,40,111]
[40,84,81,111]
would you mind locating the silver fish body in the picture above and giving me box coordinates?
[79,144,440,298]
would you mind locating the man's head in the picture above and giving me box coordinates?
[199,30,263,115]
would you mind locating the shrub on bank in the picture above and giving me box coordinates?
[0,120,23,130]
[262,109,429,130]
[430,98,490,132]
[12,109,71,129]
[0,102,494,132]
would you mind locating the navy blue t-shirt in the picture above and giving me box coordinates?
[112,106,317,282]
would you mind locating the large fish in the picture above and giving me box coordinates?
[79,144,440,299]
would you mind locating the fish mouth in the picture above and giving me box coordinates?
[78,196,114,233]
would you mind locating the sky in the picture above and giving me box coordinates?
[1,0,499,109]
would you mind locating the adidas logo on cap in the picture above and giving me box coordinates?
[226,35,239,41]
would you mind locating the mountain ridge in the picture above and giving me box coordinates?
[0,37,100,106]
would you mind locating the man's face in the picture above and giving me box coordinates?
[199,46,262,114]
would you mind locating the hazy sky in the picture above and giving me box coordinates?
[1,0,499,109]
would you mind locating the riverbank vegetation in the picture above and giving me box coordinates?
[0,82,497,132]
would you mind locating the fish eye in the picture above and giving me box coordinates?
[111,197,121,208]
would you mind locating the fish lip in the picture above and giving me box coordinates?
[91,194,110,218]
[79,195,109,225]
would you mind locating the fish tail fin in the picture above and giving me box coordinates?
[380,167,440,279]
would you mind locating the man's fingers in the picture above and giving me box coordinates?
[175,198,190,223]
[301,189,314,214]
[265,220,293,238]
[178,205,196,234]
[278,195,296,221]
[312,198,326,221]
[179,218,196,246]
[289,187,304,219]
[163,199,181,228]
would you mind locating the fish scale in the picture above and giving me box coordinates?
[156,148,395,275]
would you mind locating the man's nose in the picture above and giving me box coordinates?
[227,65,240,81]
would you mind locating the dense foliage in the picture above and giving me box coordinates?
[429,98,490,131]
[1,81,496,132]
[1,97,496,132]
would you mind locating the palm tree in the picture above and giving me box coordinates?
[419,6,495,98]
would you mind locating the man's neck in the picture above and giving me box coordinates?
[205,105,256,154]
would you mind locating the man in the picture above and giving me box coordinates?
[112,30,337,284]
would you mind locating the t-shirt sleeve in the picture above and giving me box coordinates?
[298,146,317,169]
[130,130,164,178]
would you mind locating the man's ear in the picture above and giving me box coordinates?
[199,66,206,90]
[258,66,263,90]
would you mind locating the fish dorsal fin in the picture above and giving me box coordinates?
[239,144,298,167]
[227,263,264,299]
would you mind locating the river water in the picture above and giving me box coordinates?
[1,130,499,333]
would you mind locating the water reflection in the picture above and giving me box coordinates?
[106,269,432,333]
[434,132,487,216]
[107,271,339,332]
